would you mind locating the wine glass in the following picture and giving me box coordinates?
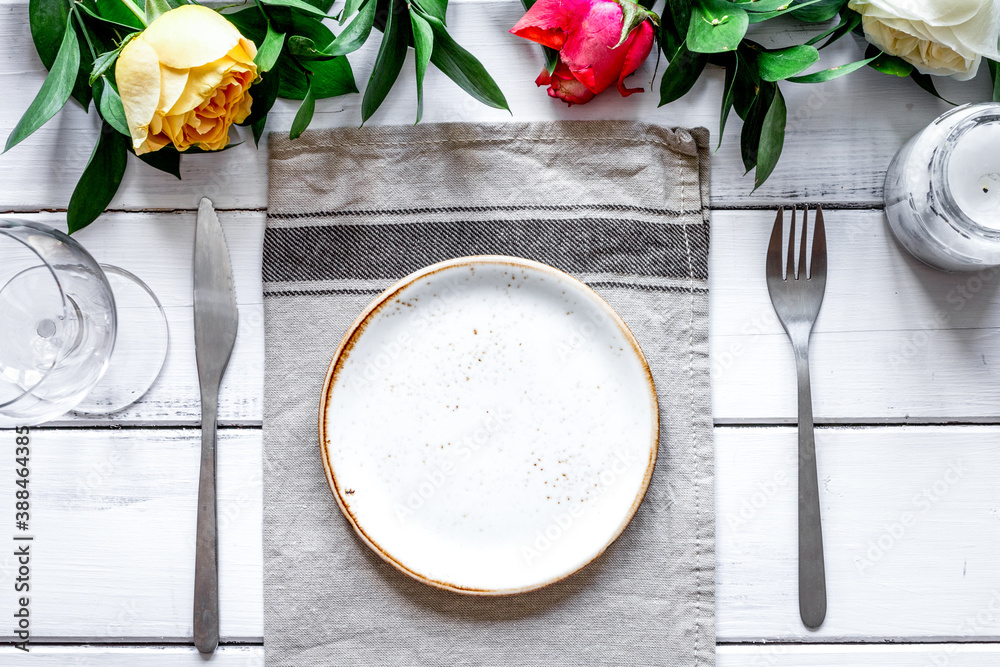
[0,219,167,426]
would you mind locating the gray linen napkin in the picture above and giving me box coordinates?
[262,121,714,666]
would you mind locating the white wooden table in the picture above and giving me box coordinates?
[2,2,999,664]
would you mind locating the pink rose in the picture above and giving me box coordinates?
[511,0,657,106]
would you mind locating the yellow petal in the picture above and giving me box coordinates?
[167,58,233,115]
[233,91,253,124]
[228,37,259,67]
[158,65,189,114]
[115,37,161,151]
[141,5,241,69]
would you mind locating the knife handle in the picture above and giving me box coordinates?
[194,392,220,653]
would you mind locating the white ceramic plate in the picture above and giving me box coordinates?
[320,256,658,595]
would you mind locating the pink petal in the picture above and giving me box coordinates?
[545,61,596,105]
[559,1,632,94]
[510,0,593,49]
[617,21,655,97]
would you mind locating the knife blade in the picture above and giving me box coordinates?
[192,197,239,654]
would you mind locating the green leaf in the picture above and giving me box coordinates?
[789,0,844,22]
[361,0,409,123]
[136,147,181,179]
[740,80,774,172]
[661,0,691,57]
[719,54,738,148]
[89,32,139,86]
[754,86,786,189]
[240,66,281,127]
[224,6,268,42]
[910,70,955,104]
[410,9,433,123]
[259,0,331,18]
[93,76,129,136]
[144,0,172,23]
[31,0,96,109]
[6,12,81,153]
[417,0,449,23]
[734,0,796,12]
[805,10,860,49]
[301,0,336,10]
[252,115,268,146]
[287,36,332,60]
[67,122,128,234]
[658,43,709,106]
[29,0,71,70]
[733,51,759,120]
[687,0,748,54]
[94,0,146,29]
[311,0,376,58]
[276,55,357,99]
[419,10,509,111]
[611,0,658,50]
[361,0,409,122]
[787,54,877,82]
[269,7,337,45]
[341,0,365,24]
[990,60,1000,103]
[757,44,819,81]
[867,47,912,76]
[255,23,285,72]
[289,80,315,139]
[745,0,822,22]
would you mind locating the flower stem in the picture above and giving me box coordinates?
[120,0,148,27]
[72,6,98,61]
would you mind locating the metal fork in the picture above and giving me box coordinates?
[766,206,828,629]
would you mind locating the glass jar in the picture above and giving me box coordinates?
[884,103,1000,272]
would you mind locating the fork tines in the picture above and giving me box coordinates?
[768,206,826,282]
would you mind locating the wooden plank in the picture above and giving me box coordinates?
[0,429,263,641]
[709,210,1000,423]
[0,646,264,664]
[716,425,1000,642]
[0,3,990,211]
[3,425,1000,643]
[5,644,1000,665]
[718,644,1000,666]
[18,208,1000,426]
[6,208,998,426]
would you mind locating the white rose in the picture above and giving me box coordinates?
[848,0,1000,80]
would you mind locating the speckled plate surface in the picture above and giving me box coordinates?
[319,256,659,595]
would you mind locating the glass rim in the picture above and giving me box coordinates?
[931,103,1000,242]
[0,219,74,410]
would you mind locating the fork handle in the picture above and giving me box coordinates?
[795,345,827,629]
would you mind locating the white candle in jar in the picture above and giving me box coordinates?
[947,121,1000,230]
[884,103,1000,271]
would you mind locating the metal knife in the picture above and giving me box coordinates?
[192,197,239,654]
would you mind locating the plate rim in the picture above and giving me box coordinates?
[318,255,660,596]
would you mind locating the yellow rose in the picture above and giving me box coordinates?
[115,5,258,155]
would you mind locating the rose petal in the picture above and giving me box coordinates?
[544,61,596,105]
[559,1,631,94]
[617,21,654,96]
[115,36,161,151]
[510,0,594,49]
[849,0,981,26]
[141,5,242,69]
[169,58,246,115]
[158,65,189,114]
